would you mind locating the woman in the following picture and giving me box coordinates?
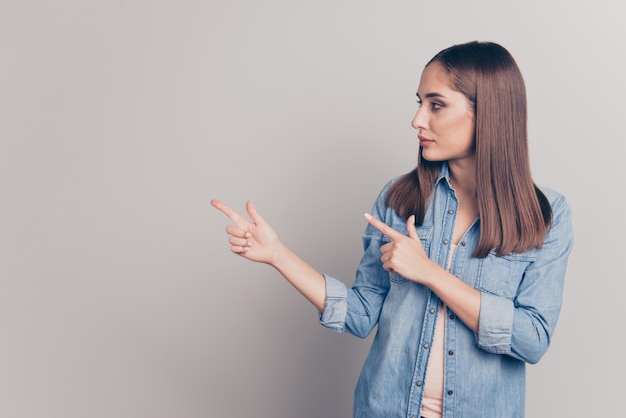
[211,41,573,418]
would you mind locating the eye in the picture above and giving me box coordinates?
[416,98,423,107]
[431,102,444,110]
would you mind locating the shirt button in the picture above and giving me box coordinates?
[448,390,454,395]
[449,314,455,320]
[443,239,449,245]
[448,350,454,356]
[460,241,466,246]
[448,209,454,214]
[423,343,430,349]
[429,308,435,314]
[416,381,422,387]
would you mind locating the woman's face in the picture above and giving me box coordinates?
[412,61,475,164]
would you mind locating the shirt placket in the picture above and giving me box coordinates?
[406,185,459,418]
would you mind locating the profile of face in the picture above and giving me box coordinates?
[412,61,476,164]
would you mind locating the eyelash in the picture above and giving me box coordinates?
[416,100,444,111]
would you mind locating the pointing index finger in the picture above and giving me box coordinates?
[364,213,404,240]
[211,199,249,227]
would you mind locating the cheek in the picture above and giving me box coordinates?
[431,110,474,141]
[457,124,475,144]
[452,115,475,143]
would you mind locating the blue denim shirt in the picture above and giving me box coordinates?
[320,164,573,418]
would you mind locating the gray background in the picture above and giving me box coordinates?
[1,0,623,417]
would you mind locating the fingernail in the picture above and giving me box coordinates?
[364,213,372,220]
[245,232,252,238]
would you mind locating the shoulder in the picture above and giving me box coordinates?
[371,175,406,207]
[537,185,571,215]
[536,185,573,246]
[369,176,405,221]
[378,175,404,196]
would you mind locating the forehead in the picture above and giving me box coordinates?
[417,61,456,95]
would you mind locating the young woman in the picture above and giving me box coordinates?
[211,41,573,418]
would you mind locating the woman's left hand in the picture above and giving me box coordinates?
[364,213,439,284]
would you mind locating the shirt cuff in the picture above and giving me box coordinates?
[318,274,348,332]
[477,291,514,354]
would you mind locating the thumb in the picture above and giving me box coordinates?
[406,215,419,240]
[246,200,265,225]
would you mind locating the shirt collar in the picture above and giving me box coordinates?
[435,162,452,189]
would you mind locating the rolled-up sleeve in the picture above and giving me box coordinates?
[319,275,348,332]
[478,292,514,354]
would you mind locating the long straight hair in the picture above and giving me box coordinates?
[387,41,551,258]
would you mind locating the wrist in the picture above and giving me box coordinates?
[421,260,446,287]
[269,241,290,268]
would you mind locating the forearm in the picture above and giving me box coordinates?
[271,243,327,312]
[424,267,481,333]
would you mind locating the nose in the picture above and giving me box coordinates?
[411,107,426,130]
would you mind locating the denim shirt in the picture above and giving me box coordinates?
[320,164,574,418]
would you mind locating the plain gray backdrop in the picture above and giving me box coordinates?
[1,0,624,417]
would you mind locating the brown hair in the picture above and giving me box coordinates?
[387,41,551,258]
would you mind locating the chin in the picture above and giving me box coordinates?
[420,151,445,162]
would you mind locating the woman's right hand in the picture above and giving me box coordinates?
[211,199,282,265]
[212,199,326,311]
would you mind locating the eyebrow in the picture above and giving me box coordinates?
[416,92,446,100]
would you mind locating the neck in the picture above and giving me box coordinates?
[448,159,477,198]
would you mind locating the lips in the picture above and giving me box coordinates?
[418,135,434,146]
